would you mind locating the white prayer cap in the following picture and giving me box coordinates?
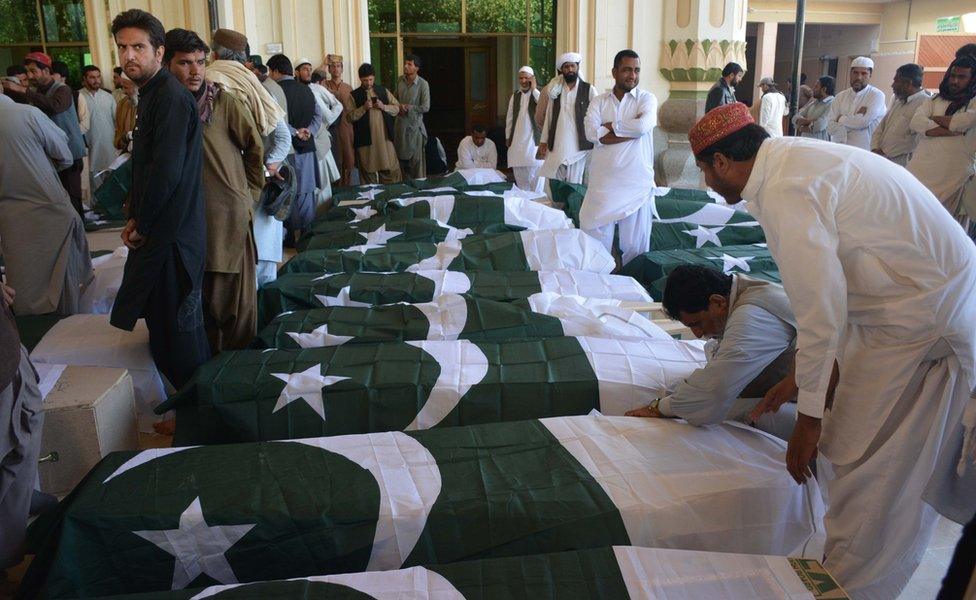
[556,52,583,69]
[518,65,535,76]
[296,57,313,68]
[851,56,874,70]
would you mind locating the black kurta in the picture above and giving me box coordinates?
[110,67,210,389]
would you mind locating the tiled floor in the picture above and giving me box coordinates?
[898,516,963,599]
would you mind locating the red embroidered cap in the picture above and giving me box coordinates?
[689,102,755,155]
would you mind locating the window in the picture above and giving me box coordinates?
[366,0,556,85]
[0,0,89,88]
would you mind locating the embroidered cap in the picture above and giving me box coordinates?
[689,102,755,155]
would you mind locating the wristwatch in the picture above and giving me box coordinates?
[647,398,661,412]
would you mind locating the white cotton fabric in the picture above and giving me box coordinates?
[612,546,818,600]
[574,336,707,415]
[78,246,128,314]
[190,567,464,600]
[540,415,826,558]
[518,229,616,273]
[506,88,544,169]
[288,432,442,572]
[527,293,672,341]
[413,294,468,340]
[403,340,490,430]
[537,270,653,303]
[29,314,168,432]
[454,168,506,185]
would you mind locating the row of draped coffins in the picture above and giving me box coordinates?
[22,177,825,599]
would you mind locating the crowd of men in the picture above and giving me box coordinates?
[1,6,975,598]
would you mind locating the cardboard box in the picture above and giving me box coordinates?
[38,366,139,496]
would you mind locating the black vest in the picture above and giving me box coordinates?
[508,90,540,144]
[279,78,316,154]
[351,84,395,149]
[547,80,593,152]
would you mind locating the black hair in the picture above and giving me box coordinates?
[162,28,210,64]
[895,63,924,88]
[800,73,807,84]
[817,75,835,96]
[662,265,734,320]
[722,62,743,77]
[82,64,100,75]
[51,61,69,79]
[472,123,487,134]
[694,123,769,165]
[403,53,421,68]
[940,55,976,115]
[956,43,976,60]
[311,70,326,84]
[111,8,166,50]
[613,49,640,70]
[6,65,26,76]
[113,66,123,76]
[358,62,375,78]
[256,64,268,76]
[266,54,293,76]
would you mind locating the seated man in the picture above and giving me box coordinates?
[455,123,497,170]
[626,265,798,439]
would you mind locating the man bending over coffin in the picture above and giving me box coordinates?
[626,265,798,439]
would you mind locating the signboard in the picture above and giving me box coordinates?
[936,16,961,33]
[265,42,283,54]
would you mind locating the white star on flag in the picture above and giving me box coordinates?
[682,225,725,248]
[271,364,350,419]
[346,224,403,253]
[709,253,754,274]
[133,497,255,590]
[348,206,378,223]
[286,324,355,348]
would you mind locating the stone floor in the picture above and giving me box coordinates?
[898,515,963,599]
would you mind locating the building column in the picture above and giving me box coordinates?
[753,22,778,82]
[657,0,747,187]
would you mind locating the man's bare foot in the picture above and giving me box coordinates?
[153,420,176,436]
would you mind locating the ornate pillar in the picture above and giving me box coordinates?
[657,0,747,187]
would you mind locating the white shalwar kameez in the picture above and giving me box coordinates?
[506,88,544,192]
[580,87,658,265]
[539,81,597,185]
[455,136,497,170]
[825,84,886,150]
[310,83,343,210]
[740,137,976,600]
[907,96,976,222]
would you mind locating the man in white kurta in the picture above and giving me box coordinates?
[756,77,786,137]
[538,52,598,186]
[870,63,930,167]
[505,66,543,192]
[455,126,497,170]
[691,102,976,600]
[581,50,657,266]
[907,56,976,224]
[77,66,117,194]
[309,73,343,210]
[826,56,886,150]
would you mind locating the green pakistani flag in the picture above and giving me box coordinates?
[77,546,848,599]
[620,244,781,300]
[257,270,653,328]
[297,218,496,253]
[158,335,706,444]
[651,196,765,251]
[280,229,615,275]
[26,415,825,598]
[311,195,572,234]
[255,292,671,350]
